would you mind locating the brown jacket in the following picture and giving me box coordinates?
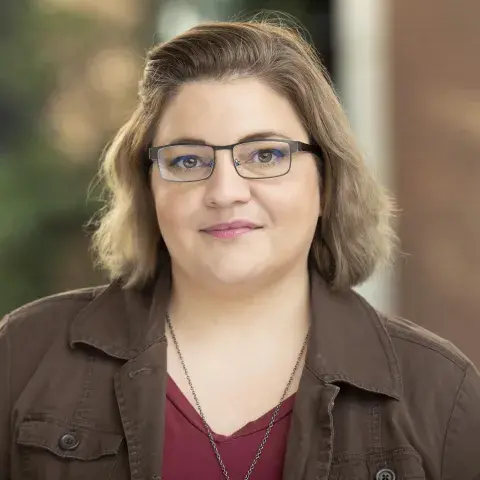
[1,268,480,480]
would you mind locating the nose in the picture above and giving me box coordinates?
[203,150,251,208]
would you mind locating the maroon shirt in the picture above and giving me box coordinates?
[162,375,295,479]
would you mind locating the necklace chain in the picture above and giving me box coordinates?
[165,312,310,480]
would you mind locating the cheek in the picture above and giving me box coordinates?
[151,173,180,236]
[291,182,321,224]
[300,163,322,218]
[265,171,321,224]
[151,172,201,239]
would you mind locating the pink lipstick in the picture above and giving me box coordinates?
[201,221,260,239]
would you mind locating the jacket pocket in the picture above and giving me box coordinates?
[16,419,124,480]
[329,448,426,480]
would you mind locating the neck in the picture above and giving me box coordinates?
[167,262,311,343]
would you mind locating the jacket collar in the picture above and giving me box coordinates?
[70,266,402,400]
[306,272,401,399]
[70,264,171,360]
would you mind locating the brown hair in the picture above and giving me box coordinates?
[91,17,396,291]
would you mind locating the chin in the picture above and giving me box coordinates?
[201,258,269,287]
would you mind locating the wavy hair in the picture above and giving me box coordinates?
[91,16,396,291]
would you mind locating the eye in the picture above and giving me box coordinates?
[170,156,202,169]
[252,149,286,164]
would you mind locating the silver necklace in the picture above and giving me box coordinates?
[165,312,310,480]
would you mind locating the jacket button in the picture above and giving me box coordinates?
[58,433,80,451]
[376,469,395,480]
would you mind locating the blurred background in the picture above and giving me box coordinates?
[1,0,479,364]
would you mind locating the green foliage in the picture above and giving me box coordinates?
[0,0,159,315]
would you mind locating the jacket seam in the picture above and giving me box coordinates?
[7,291,98,319]
[440,365,468,480]
[389,333,467,371]
[305,363,322,382]
[21,415,121,434]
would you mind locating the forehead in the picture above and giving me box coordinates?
[153,78,309,145]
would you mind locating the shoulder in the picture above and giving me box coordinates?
[1,286,108,380]
[350,293,475,405]
[382,313,480,477]
[375,311,480,476]
[373,310,475,401]
[381,312,472,373]
[1,286,109,407]
[2,286,108,340]
[349,290,474,386]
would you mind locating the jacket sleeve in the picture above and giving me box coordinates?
[442,362,480,480]
[0,314,11,478]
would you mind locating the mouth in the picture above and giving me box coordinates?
[200,221,262,239]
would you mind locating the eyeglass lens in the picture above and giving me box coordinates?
[156,140,291,181]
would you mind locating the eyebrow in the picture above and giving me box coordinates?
[165,130,293,146]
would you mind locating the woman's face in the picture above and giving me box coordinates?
[151,78,321,287]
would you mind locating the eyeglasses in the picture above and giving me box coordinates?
[147,139,323,182]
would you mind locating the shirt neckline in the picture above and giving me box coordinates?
[166,374,296,443]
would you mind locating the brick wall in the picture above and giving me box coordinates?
[392,0,480,364]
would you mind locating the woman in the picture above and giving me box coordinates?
[1,18,479,480]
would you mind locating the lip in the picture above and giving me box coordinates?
[201,220,262,239]
[202,220,260,231]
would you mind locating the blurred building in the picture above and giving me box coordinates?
[392,0,480,364]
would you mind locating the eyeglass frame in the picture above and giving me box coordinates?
[145,139,324,182]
